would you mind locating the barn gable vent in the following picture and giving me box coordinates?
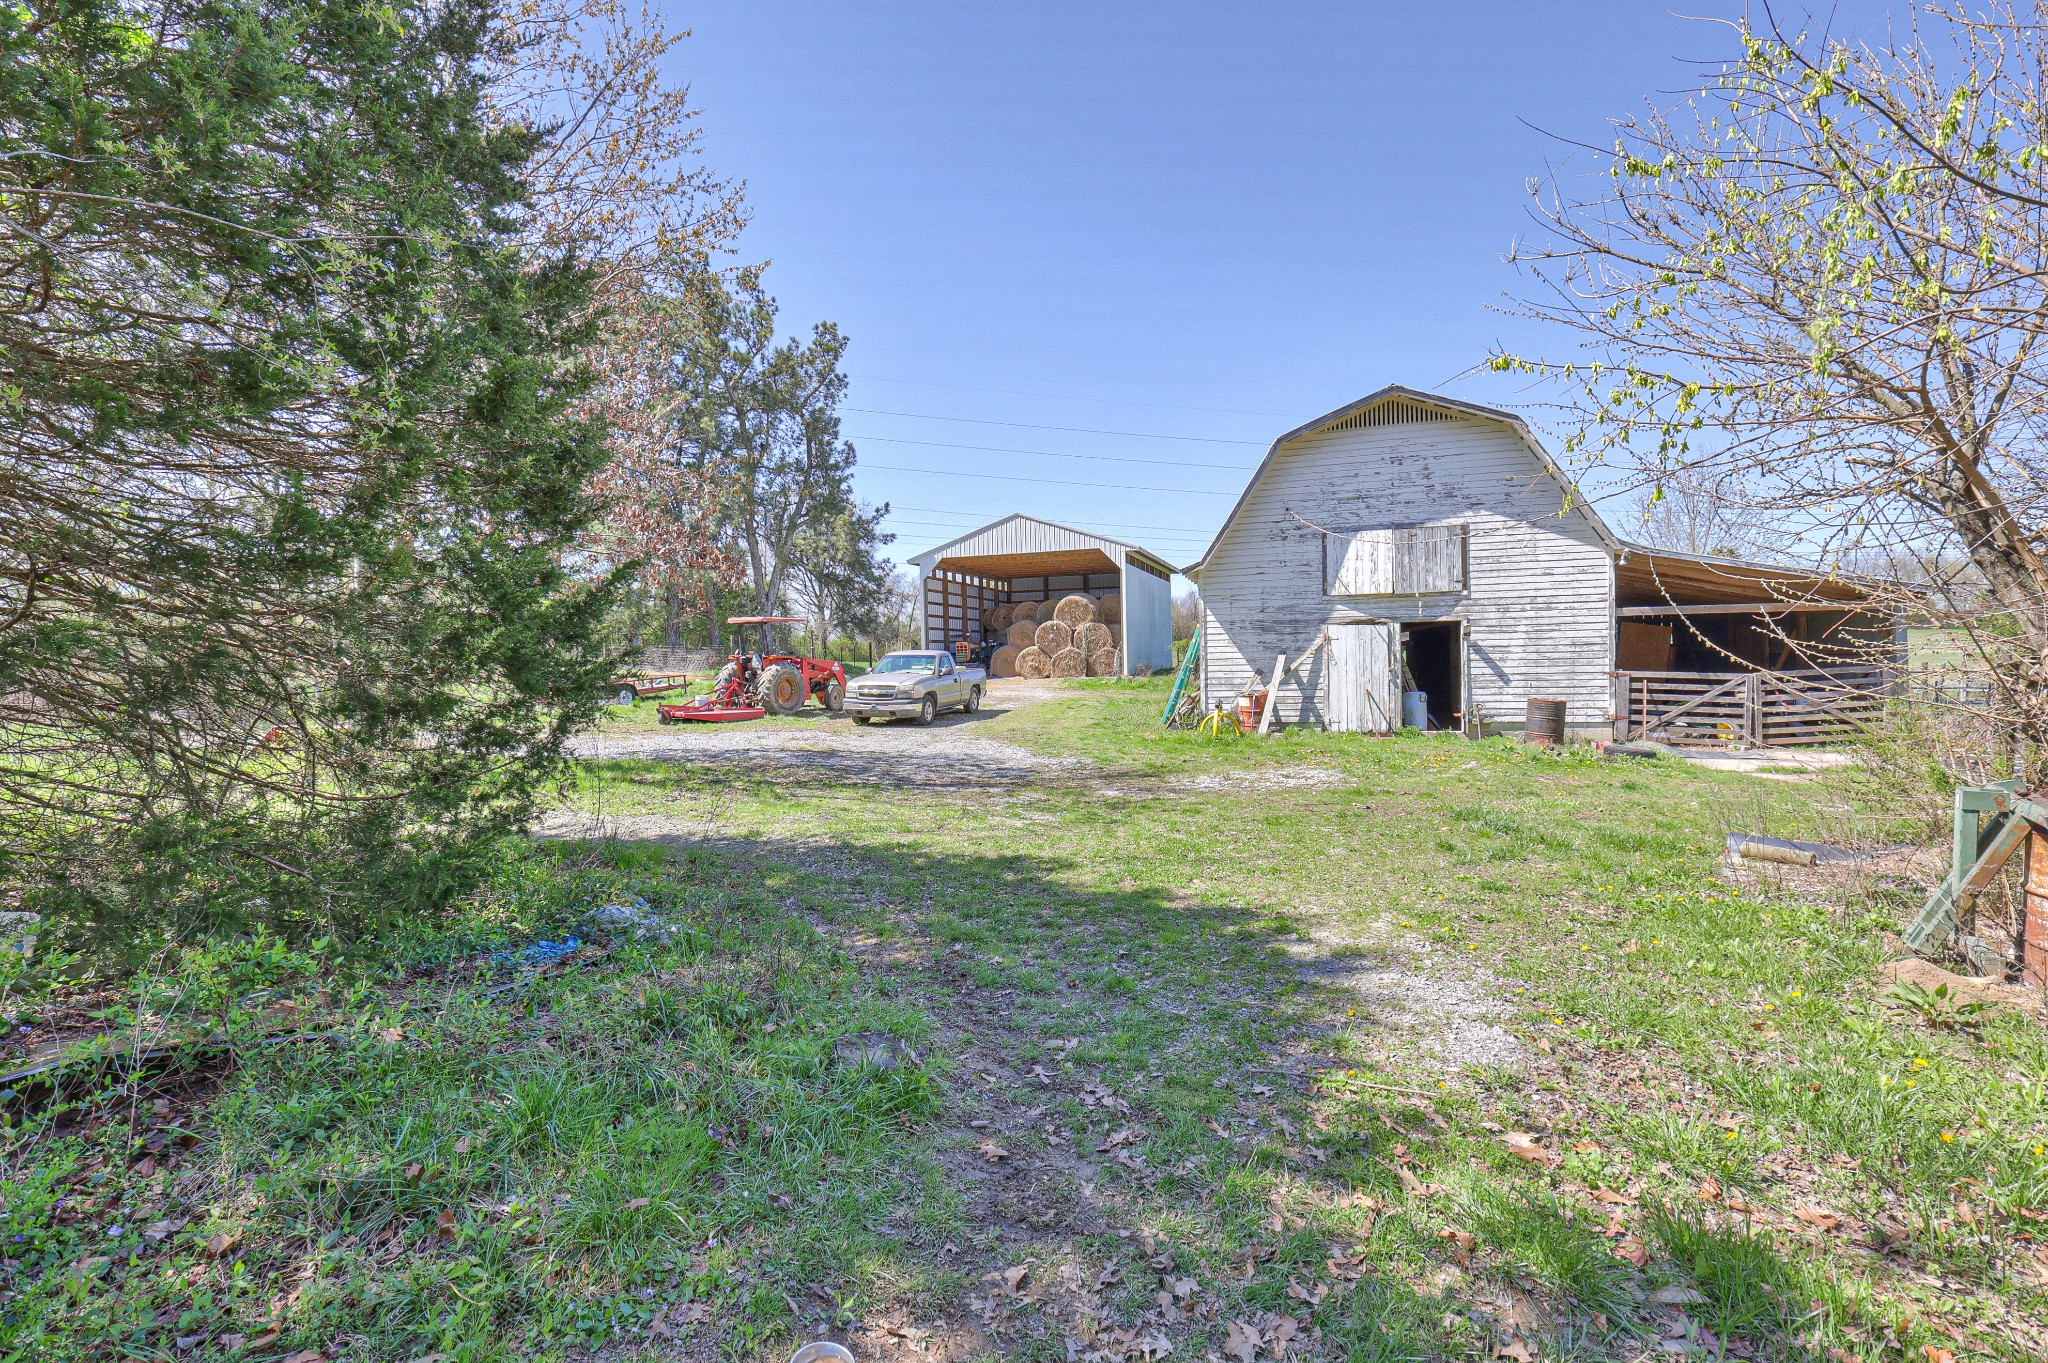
[1316,399,1461,434]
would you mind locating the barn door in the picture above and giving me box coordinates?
[1323,621,1401,733]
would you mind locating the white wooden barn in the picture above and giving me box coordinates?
[909,514,1176,676]
[1185,386,1896,741]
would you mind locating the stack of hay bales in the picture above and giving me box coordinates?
[1073,620,1116,675]
[986,593,1123,679]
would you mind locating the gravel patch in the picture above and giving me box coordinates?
[566,680,1085,792]
[1293,946,1526,1073]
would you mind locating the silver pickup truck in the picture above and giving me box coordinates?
[844,651,986,725]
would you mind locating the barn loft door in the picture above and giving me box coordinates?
[1323,621,1401,733]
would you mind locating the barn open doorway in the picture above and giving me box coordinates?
[1400,622,1463,730]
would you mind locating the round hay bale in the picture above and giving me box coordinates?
[1033,619,1072,654]
[989,644,1022,678]
[1016,645,1051,679]
[1095,592,1122,625]
[1053,593,1096,627]
[1086,647,1118,676]
[1073,621,1112,654]
[986,603,1014,632]
[1049,646,1086,678]
[1010,599,1041,624]
[1006,620,1038,647]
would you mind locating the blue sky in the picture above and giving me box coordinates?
[670,3,1898,581]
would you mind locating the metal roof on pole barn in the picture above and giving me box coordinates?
[907,514,1177,677]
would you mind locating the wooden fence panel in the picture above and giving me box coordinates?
[1617,667,1893,747]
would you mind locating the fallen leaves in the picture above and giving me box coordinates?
[981,1263,1033,1300]
[1436,1228,1477,1265]
[1793,1205,1842,1232]
[1325,1248,1373,1281]
[1285,1277,1328,1308]
[1500,1132,1556,1167]
[975,1137,1012,1163]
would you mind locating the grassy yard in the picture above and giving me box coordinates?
[4,680,2044,1362]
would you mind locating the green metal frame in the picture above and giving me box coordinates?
[1160,631,1201,726]
[1904,777,2042,956]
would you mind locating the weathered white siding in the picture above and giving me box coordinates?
[1197,411,1614,734]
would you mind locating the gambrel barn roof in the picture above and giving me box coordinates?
[1184,384,1870,608]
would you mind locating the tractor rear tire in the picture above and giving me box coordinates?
[759,662,807,715]
[916,695,937,726]
[819,679,844,712]
[712,661,739,698]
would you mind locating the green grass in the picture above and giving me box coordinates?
[0,842,936,1361]
[9,678,2046,1361]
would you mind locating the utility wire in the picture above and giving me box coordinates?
[849,432,1254,472]
[888,504,1213,535]
[849,373,1291,419]
[848,408,1265,445]
[862,462,1236,496]
[885,516,1210,544]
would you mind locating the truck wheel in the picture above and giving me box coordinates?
[964,685,982,713]
[916,695,937,727]
[758,662,806,715]
[615,685,638,706]
[819,679,845,712]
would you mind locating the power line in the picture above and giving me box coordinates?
[861,462,1237,496]
[885,516,1210,544]
[849,373,1289,418]
[888,505,1214,535]
[848,408,1265,445]
[850,432,1254,472]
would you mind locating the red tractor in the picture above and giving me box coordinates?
[657,617,848,724]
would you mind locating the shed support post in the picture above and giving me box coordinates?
[1743,671,1764,747]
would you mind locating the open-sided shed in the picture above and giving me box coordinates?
[908,514,1176,676]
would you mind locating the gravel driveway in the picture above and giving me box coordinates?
[564,678,1087,792]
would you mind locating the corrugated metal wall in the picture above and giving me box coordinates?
[1122,561,1174,675]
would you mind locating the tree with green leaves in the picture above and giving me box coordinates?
[1498,2,2048,753]
[0,0,622,944]
[658,265,863,649]
[788,502,896,655]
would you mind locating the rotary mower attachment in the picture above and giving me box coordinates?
[657,617,849,725]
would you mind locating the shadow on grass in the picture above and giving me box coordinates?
[544,825,1901,1363]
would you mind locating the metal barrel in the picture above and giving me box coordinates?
[1524,697,1567,745]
